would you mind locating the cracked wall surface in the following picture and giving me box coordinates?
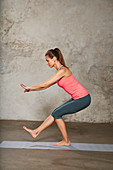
[0,0,113,122]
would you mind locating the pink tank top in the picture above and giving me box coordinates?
[57,65,89,100]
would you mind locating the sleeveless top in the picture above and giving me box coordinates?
[57,65,89,100]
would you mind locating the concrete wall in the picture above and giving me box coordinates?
[0,0,113,122]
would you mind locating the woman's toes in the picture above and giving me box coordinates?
[53,141,64,146]
[53,140,71,146]
[23,126,27,130]
[23,126,29,132]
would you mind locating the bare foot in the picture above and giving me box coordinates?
[53,140,71,146]
[23,126,40,139]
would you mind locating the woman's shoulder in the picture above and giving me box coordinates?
[61,66,72,78]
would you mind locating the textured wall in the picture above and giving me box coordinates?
[0,0,113,122]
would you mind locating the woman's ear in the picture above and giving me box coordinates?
[53,56,57,62]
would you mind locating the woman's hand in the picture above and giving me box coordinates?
[20,84,31,93]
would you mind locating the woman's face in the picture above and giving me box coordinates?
[45,55,55,68]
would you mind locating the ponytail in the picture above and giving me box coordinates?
[54,48,67,67]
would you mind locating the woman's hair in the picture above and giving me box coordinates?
[45,48,67,67]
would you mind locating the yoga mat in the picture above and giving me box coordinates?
[0,141,113,152]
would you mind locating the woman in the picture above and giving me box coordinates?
[20,48,91,146]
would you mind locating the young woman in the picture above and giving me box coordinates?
[20,48,91,146]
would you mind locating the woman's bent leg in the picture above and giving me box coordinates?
[53,118,71,146]
[51,94,91,146]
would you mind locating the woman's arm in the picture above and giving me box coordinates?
[20,69,65,92]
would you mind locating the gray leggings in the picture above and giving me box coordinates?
[51,94,91,119]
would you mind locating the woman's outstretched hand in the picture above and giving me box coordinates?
[20,84,31,93]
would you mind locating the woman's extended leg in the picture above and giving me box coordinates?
[53,118,71,146]
[23,98,73,139]
[23,115,55,138]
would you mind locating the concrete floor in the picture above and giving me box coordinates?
[0,120,113,170]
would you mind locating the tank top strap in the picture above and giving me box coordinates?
[58,65,65,70]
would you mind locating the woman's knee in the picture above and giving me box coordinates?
[51,110,62,120]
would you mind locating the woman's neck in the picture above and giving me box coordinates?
[54,63,63,71]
